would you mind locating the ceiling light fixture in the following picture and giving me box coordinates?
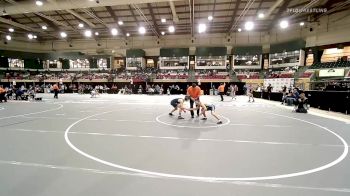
[161,31,165,35]
[138,26,146,34]
[126,33,130,37]
[84,30,92,37]
[41,25,47,30]
[78,23,84,28]
[6,35,11,41]
[280,20,289,29]
[238,28,242,32]
[208,16,213,21]
[28,34,34,39]
[118,21,124,25]
[60,32,67,38]
[95,32,99,36]
[9,28,14,32]
[198,23,207,33]
[161,18,166,23]
[33,35,37,39]
[299,22,305,26]
[111,28,118,36]
[244,21,254,31]
[35,0,43,6]
[258,13,264,18]
[168,25,175,33]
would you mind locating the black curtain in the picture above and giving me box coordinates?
[61,59,70,69]
[312,48,323,64]
[24,59,42,69]
[0,57,9,68]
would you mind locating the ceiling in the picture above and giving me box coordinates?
[0,0,349,42]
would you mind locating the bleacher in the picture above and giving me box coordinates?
[300,71,314,78]
[310,61,350,69]
[236,72,259,80]
[156,74,188,79]
[194,71,228,80]
[195,75,227,79]
[267,71,294,78]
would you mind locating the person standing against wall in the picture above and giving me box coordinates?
[267,84,273,100]
[218,83,226,101]
[187,83,201,118]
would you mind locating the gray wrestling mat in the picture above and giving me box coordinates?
[0,94,349,196]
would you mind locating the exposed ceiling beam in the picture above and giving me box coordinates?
[105,6,125,35]
[11,6,303,21]
[23,13,42,29]
[132,4,160,37]
[66,9,96,28]
[147,3,160,35]
[169,1,179,23]
[314,0,349,20]
[210,0,217,18]
[267,0,292,29]
[81,8,127,40]
[189,0,193,36]
[265,0,284,18]
[35,12,73,30]
[128,5,140,26]
[0,17,59,38]
[2,0,183,16]
[227,0,241,31]
[4,0,17,4]
[255,0,264,16]
[35,14,60,31]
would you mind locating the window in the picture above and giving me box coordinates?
[8,58,24,68]
[98,58,107,69]
[234,55,260,66]
[196,56,225,66]
[270,51,300,65]
[69,59,90,69]
[126,57,142,67]
[43,60,62,69]
[160,56,188,67]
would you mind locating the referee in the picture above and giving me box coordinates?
[218,83,226,101]
[187,83,201,118]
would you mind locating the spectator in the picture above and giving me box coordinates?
[267,84,273,100]
[0,86,7,102]
[295,92,308,113]
[281,85,287,104]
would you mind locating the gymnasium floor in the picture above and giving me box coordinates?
[0,94,350,196]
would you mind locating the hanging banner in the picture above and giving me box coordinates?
[264,78,295,92]
[319,69,344,77]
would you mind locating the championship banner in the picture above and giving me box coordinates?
[264,78,295,92]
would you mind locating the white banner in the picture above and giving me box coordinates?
[319,69,344,77]
[264,78,295,92]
